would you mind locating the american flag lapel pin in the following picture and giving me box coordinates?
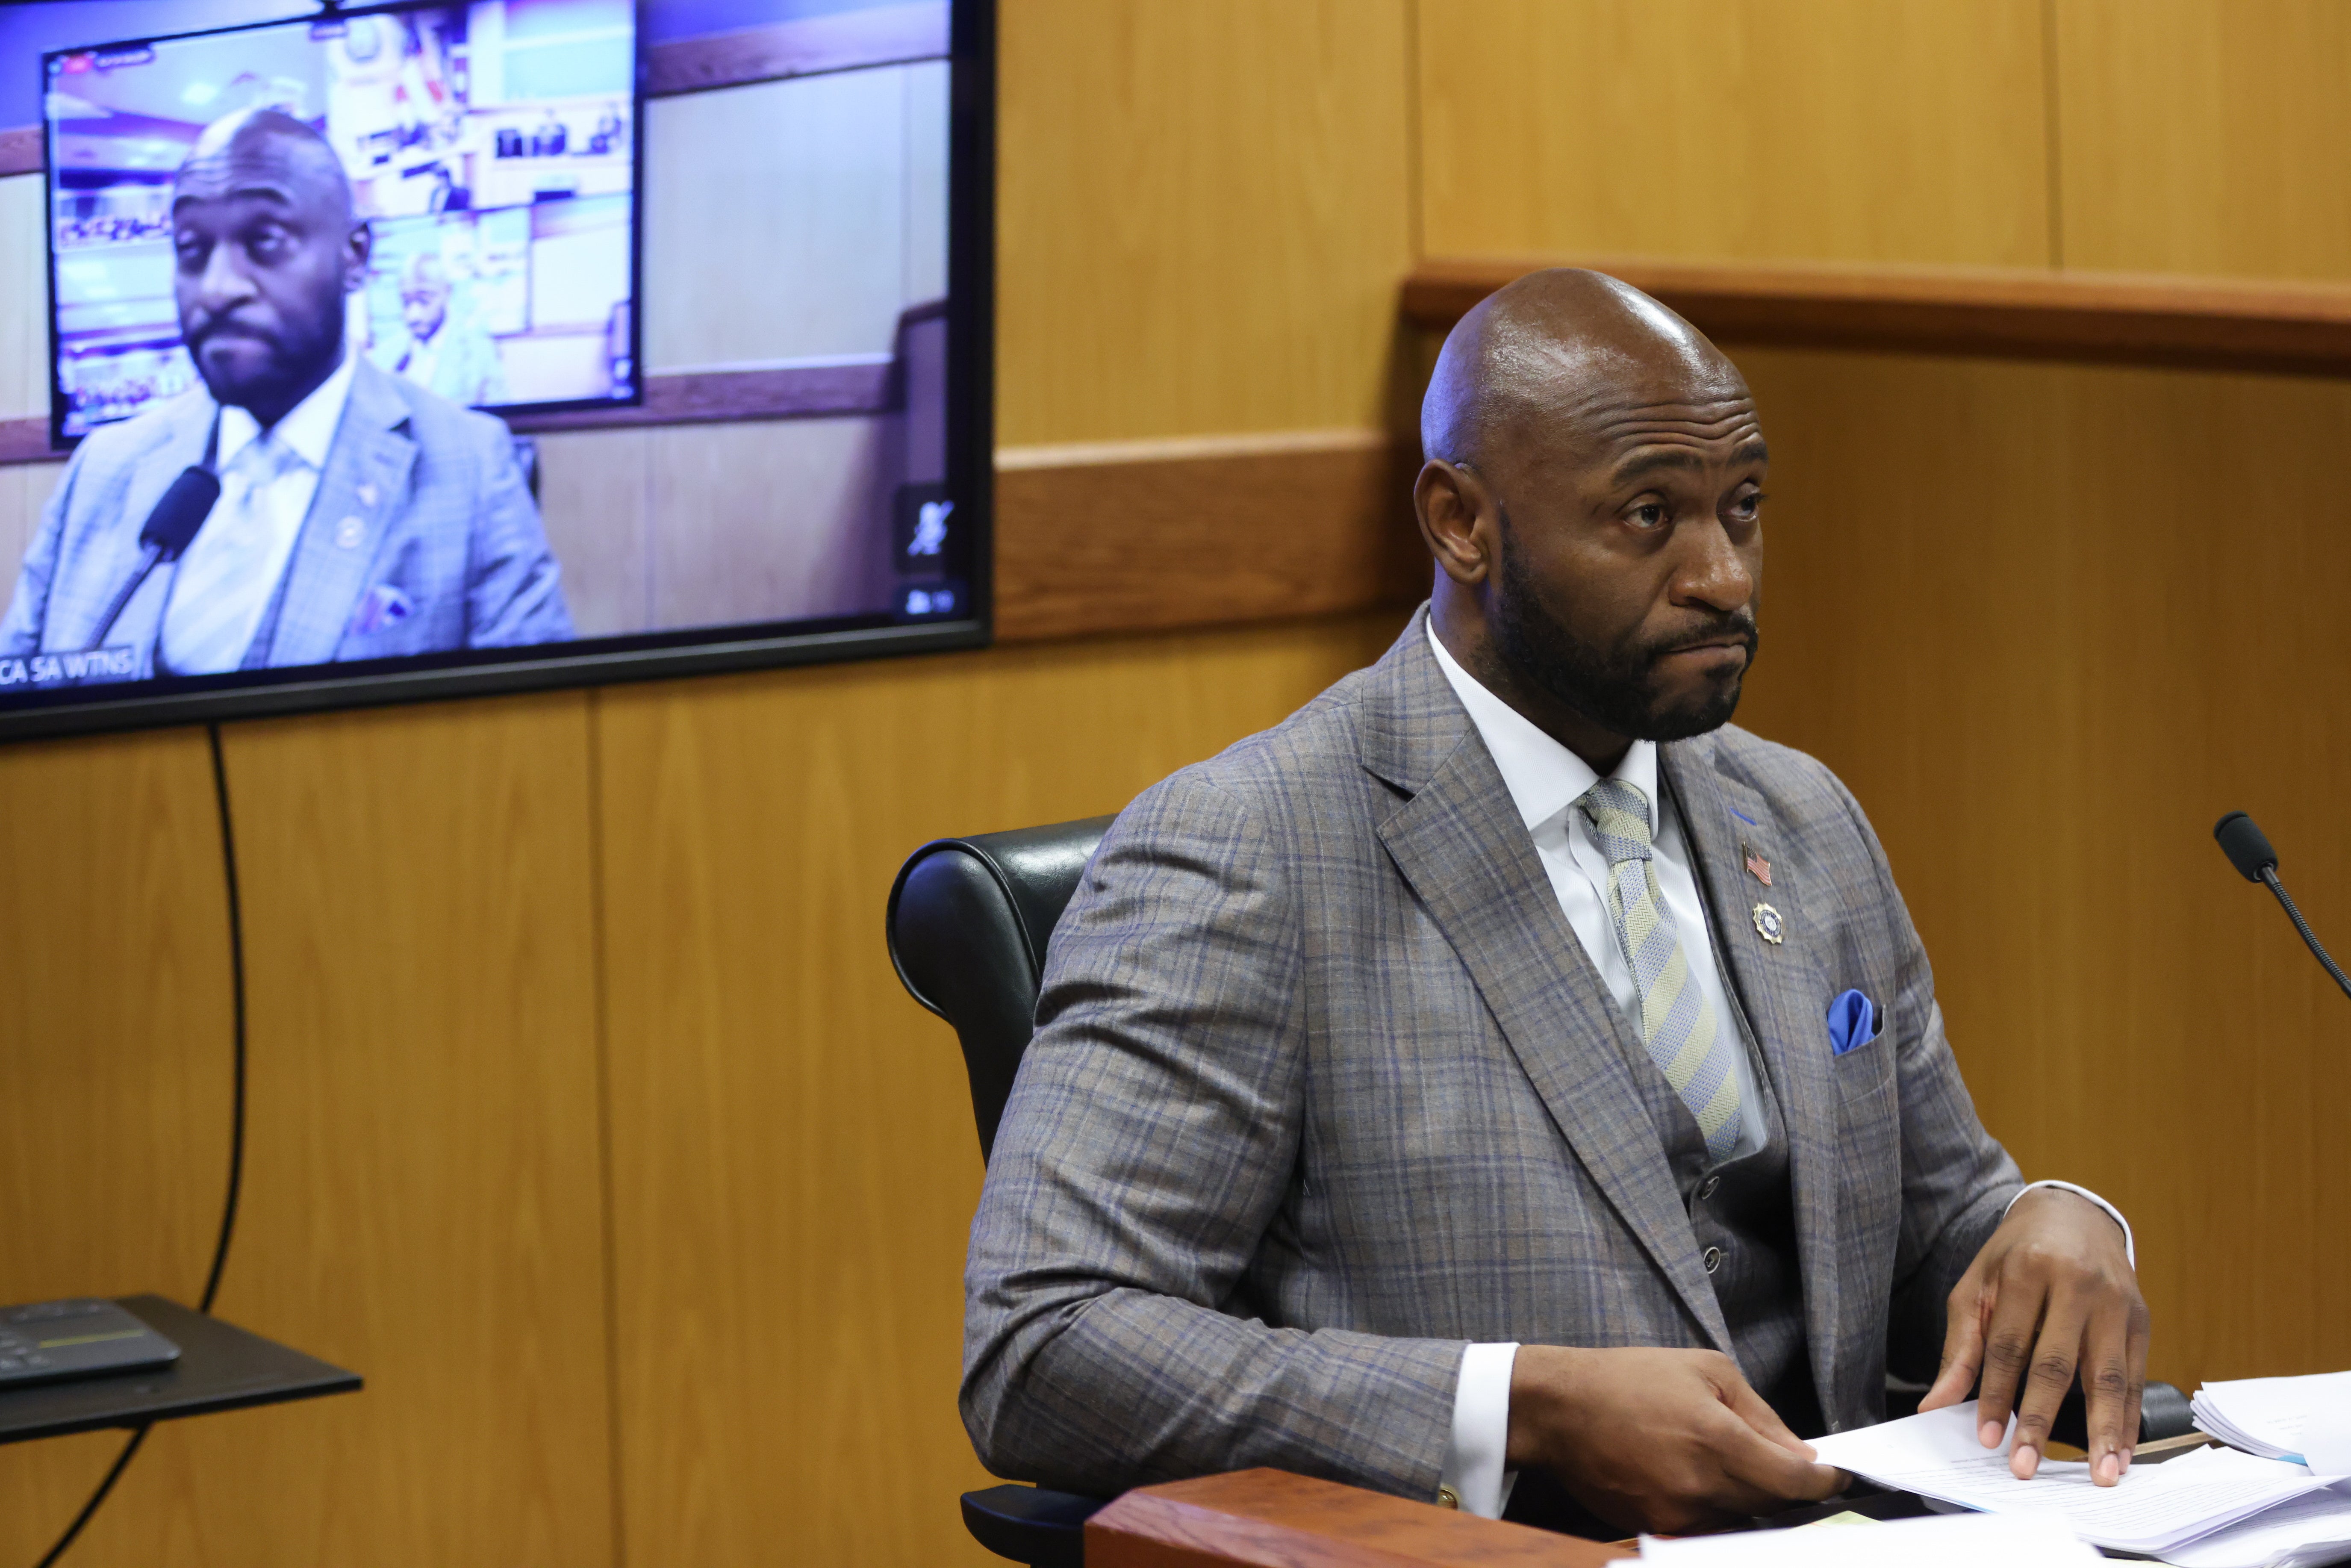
[1743,843,1772,887]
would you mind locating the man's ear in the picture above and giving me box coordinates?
[343,219,372,293]
[1414,459,1498,587]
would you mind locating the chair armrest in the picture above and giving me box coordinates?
[960,1483,1105,1568]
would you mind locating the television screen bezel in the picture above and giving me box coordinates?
[5,0,993,744]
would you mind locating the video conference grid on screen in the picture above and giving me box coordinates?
[0,0,972,716]
[52,3,636,436]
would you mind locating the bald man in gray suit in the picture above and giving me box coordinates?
[963,271,2148,1536]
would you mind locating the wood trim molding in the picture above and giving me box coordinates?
[991,430,1426,643]
[1404,256,2351,378]
[1087,1469,1633,1568]
[0,124,39,179]
[503,361,895,434]
[0,419,56,467]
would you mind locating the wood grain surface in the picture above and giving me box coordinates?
[1401,256,2351,377]
[1732,348,2351,1390]
[0,728,234,1565]
[994,0,1413,445]
[1416,0,2053,268]
[1,8,2348,1568]
[1090,1470,1633,1568]
[2053,0,2351,279]
[995,431,1426,641]
[594,611,1407,1568]
[10,695,619,1568]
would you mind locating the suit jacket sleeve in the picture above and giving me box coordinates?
[0,451,80,656]
[460,430,573,647]
[962,767,1464,1500]
[1833,774,2026,1380]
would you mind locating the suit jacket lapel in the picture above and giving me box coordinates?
[1363,617,1734,1355]
[262,360,415,669]
[1662,737,1853,1417]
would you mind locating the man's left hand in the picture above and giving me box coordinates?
[1918,1187,2149,1486]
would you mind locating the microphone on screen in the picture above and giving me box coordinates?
[2213,811,2351,1002]
[83,466,222,651]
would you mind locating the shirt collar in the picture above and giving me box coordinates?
[1425,617,1659,834]
[214,348,358,475]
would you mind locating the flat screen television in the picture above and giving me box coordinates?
[0,0,990,740]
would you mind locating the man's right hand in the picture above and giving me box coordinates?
[1506,1346,1849,1533]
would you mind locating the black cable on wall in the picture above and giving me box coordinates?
[33,723,249,1568]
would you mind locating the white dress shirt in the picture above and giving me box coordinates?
[1422,620,2132,1518]
[159,351,356,675]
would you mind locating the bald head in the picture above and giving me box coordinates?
[170,107,368,426]
[1421,269,1742,469]
[174,107,355,225]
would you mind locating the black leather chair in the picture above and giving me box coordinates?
[885,815,2196,1564]
[887,815,1117,1567]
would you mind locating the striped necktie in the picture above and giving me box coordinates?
[1577,778,1744,1163]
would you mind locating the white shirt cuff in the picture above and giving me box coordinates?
[1441,1342,1520,1518]
[2009,1179,2135,1269]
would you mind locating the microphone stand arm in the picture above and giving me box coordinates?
[2259,866,2351,1002]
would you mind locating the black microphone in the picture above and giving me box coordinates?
[2214,811,2351,1001]
[83,465,222,651]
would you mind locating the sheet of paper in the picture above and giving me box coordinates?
[1808,1401,2335,1554]
[1639,1511,2101,1568]
[2197,1373,2351,1473]
[2158,1480,2351,1568]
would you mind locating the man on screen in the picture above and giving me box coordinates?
[384,251,510,409]
[0,108,571,681]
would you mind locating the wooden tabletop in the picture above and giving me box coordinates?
[1086,1468,1638,1568]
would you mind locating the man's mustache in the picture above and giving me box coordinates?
[1644,614,1760,663]
[185,313,278,350]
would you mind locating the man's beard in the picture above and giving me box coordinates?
[1490,516,1758,742]
[188,310,341,410]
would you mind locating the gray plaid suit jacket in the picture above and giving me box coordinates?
[2,357,570,673]
[964,607,2024,1501]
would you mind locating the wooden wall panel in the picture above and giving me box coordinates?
[1417,0,2053,269]
[17,695,616,1568]
[533,428,651,640]
[595,609,1408,1568]
[642,64,940,374]
[648,416,899,629]
[2055,0,2351,281]
[1731,349,2351,1388]
[994,0,1413,445]
[0,728,234,1565]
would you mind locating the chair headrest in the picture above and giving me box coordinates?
[886,815,1114,1160]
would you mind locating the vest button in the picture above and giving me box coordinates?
[1697,1176,1720,1201]
[1703,1246,1724,1274]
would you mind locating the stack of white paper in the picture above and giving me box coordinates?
[1639,1511,2102,1568]
[1808,1402,2338,1556]
[2158,1477,2351,1568]
[2195,1374,2351,1474]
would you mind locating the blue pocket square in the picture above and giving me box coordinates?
[350,584,415,637]
[1826,988,1880,1055]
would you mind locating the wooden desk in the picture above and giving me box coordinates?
[1087,1468,1637,1568]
